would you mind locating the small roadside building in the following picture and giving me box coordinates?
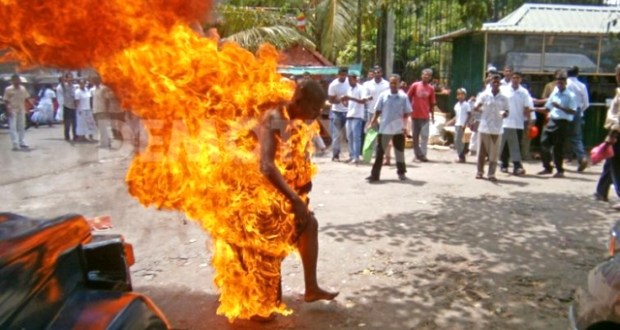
[432,3,620,147]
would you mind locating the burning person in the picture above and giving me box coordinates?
[0,0,335,322]
[234,78,339,321]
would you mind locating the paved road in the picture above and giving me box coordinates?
[1,125,617,329]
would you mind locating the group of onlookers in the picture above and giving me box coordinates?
[323,65,438,181]
[57,72,120,147]
[4,72,122,151]
[462,65,590,181]
[319,63,600,185]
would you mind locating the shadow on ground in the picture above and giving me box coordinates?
[318,191,612,329]
[138,285,353,330]
[136,192,613,330]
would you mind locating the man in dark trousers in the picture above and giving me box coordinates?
[366,74,412,182]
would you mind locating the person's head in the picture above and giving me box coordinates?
[348,73,358,87]
[373,66,383,82]
[511,71,523,89]
[503,65,513,80]
[421,68,433,83]
[64,72,73,81]
[567,66,579,78]
[78,79,86,89]
[388,74,400,93]
[10,74,20,87]
[489,74,501,93]
[486,65,498,78]
[456,88,467,101]
[288,79,327,120]
[555,70,568,91]
[91,76,102,87]
[337,67,348,83]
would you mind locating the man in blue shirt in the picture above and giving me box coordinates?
[536,70,577,178]
[365,74,412,182]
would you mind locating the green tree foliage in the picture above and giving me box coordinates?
[215,0,609,77]
[216,0,360,63]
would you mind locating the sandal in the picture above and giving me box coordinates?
[475,173,483,179]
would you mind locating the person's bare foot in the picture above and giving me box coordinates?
[250,313,276,322]
[304,288,339,302]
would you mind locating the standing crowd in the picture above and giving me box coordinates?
[4,72,125,151]
[307,64,606,188]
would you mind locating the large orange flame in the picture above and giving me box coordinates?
[1,0,318,321]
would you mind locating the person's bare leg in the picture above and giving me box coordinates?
[297,214,339,302]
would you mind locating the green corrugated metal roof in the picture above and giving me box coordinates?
[432,3,620,41]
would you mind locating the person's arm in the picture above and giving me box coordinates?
[606,93,620,131]
[402,96,413,133]
[347,95,367,104]
[259,110,310,228]
[429,88,436,123]
[463,103,472,126]
[367,94,384,129]
[552,95,576,115]
[501,97,509,118]
[3,89,11,113]
[90,88,94,110]
[473,96,483,112]
[327,83,341,106]
[347,86,369,104]
[406,83,415,100]
[582,85,590,111]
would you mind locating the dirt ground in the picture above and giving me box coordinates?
[2,125,617,330]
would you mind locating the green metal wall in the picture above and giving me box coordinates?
[449,34,485,108]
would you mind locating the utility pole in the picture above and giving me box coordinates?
[356,0,362,64]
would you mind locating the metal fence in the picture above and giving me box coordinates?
[379,0,608,84]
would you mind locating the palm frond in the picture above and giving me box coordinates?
[224,26,315,52]
[217,5,314,51]
[312,0,357,61]
[217,5,290,36]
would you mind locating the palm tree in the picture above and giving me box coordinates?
[216,3,315,52]
[215,0,360,63]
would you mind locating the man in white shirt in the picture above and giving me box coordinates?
[499,71,533,175]
[473,74,509,181]
[4,74,32,150]
[500,65,513,87]
[91,76,113,148]
[343,73,369,164]
[536,70,577,178]
[566,66,590,171]
[362,66,390,123]
[366,74,412,182]
[327,67,349,161]
[55,77,64,121]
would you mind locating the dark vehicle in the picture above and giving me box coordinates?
[570,220,620,329]
[0,213,169,330]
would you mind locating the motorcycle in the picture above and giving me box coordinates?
[569,220,620,329]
